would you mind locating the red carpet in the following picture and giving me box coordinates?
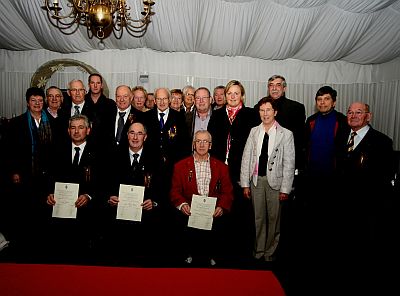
[0,263,285,296]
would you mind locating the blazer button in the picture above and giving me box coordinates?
[269,168,272,171]
[271,162,274,165]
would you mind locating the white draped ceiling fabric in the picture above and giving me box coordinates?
[0,0,400,149]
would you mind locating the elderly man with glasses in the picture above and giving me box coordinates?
[170,130,233,267]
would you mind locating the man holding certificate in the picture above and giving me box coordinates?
[170,130,233,266]
[46,114,99,263]
[104,122,159,265]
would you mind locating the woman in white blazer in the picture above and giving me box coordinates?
[240,96,295,261]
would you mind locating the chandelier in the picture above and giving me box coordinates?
[42,0,155,40]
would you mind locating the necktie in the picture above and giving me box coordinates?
[74,105,80,115]
[131,153,139,171]
[73,147,80,166]
[347,131,357,152]
[116,111,126,143]
[159,112,165,129]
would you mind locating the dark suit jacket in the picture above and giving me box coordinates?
[57,97,95,143]
[84,93,116,146]
[107,146,157,203]
[337,126,394,189]
[99,106,144,155]
[143,108,191,169]
[48,140,99,220]
[273,96,306,169]
[170,156,234,212]
[4,112,57,187]
[207,106,260,182]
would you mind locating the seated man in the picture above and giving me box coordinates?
[103,122,159,265]
[170,130,233,266]
[46,114,99,264]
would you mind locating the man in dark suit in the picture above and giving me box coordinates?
[46,114,99,264]
[335,102,395,293]
[58,79,94,143]
[170,130,233,266]
[99,85,143,155]
[143,87,191,259]
[143,87,191,192]
[103,122,159,265]
[84,73,116,145]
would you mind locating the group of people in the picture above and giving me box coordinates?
[0,73,397,284]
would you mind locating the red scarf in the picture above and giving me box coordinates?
[226,102,243,124]
[225,102,243,163]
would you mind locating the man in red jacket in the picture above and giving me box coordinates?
[170,130,233,266]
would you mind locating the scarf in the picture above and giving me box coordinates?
[225,102,243,163]
[27,110,52,175]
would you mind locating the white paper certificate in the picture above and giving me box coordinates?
[116,184,145,222]
[52,182,79,219]
[188,194,217,230]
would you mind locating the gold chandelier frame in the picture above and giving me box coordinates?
[42,0,155,40]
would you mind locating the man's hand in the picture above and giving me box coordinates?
[213,206,223,218]
[75,194,89,208]
[108,196,119,207]
[46,194,56,206]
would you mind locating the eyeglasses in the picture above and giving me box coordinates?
[194,139,211,145]
[47,95,62,99]
[195,96,210,101]
[70,88,85,93]
[347,110,368,116]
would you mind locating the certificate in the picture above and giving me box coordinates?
[116,184,145,222]
[188,194,217,230]
[52,182,79,219]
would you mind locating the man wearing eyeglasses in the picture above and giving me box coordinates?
[170,130,233,266]
[45,86,63,118]
[143,87,191,257]
[187,87,213,138]
[336,101,394,283]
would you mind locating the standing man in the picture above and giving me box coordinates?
[303,86,349,259]
[267,75,306,170]
[266,74,306,266]
[143,87,191,259]
[188,87,213,138]
[84,73,116,146]
[58,79,93,142]
[335,102,395,293]
[182,85,196,130]
[145,92,155,110]
[170,130,233,266]
[45,86,63,118]
[100,85,143,154]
